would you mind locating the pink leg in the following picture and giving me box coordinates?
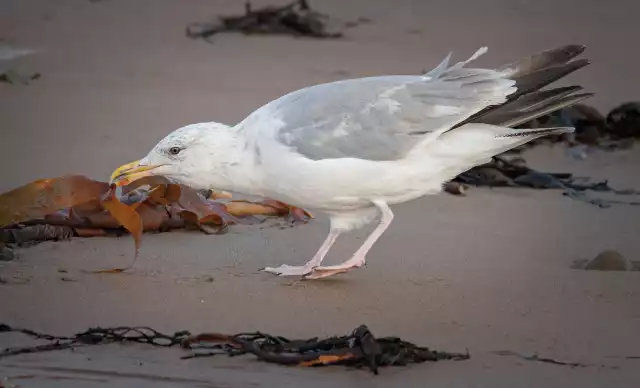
[304,200,394,280]
[261,228,341,276]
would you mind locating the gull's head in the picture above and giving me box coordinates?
[110,122,232,188]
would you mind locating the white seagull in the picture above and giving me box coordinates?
[111,44,591,279]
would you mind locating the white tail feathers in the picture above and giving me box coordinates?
[420,124,574,181]
[428,123,572,155]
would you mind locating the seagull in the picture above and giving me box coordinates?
[110,44,591,279]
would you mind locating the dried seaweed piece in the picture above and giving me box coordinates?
[132,202,170,231]
[186,0,347,41]
[147,183,182,205]
[0,176,313,259]
[513,171,567,189]
[0,175,109,228]
[0,224,75,244]
[491,350,592,368]
[261,199,312,222]
[455,166,516,187]
[606,102,640,139]
[225,201,281,217]
[452,154,640,207]
[96,186,143,272]
[74,228,108,237]
[171,185,242,226]
[0,198,303,244]
[563,190,640,208]
[0,323,469,375]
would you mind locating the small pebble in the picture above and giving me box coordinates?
[567,145,588,160]
[584,250,631,271]
[444,181,468,195]
[202,275,214,283]
[0,246,15,261]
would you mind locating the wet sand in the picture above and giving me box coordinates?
[1,0,640,386]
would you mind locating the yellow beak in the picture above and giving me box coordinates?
[109,160,163,187]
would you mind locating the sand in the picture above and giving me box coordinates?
[1,0,640,386]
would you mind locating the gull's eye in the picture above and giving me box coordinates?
[168,146,182,155]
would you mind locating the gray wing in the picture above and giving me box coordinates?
[262,47,516,161]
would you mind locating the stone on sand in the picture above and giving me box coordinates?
[584,250,631,271]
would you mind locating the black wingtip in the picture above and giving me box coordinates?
[562,44,587,58]
[453,44,592,130]
[548,44,587,61]
[572,92,596,99]
[497,44,589,78]
[566,58,592,71]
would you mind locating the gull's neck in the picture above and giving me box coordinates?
[201,125,264,196]
[218,125,268,196]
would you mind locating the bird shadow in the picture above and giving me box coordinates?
[274,275,356,289]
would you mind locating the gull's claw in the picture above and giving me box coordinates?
[302,267,352,280]
[302,260,365,280]
[261,264,314,277]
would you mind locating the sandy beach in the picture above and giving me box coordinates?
[2,0,640,386]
